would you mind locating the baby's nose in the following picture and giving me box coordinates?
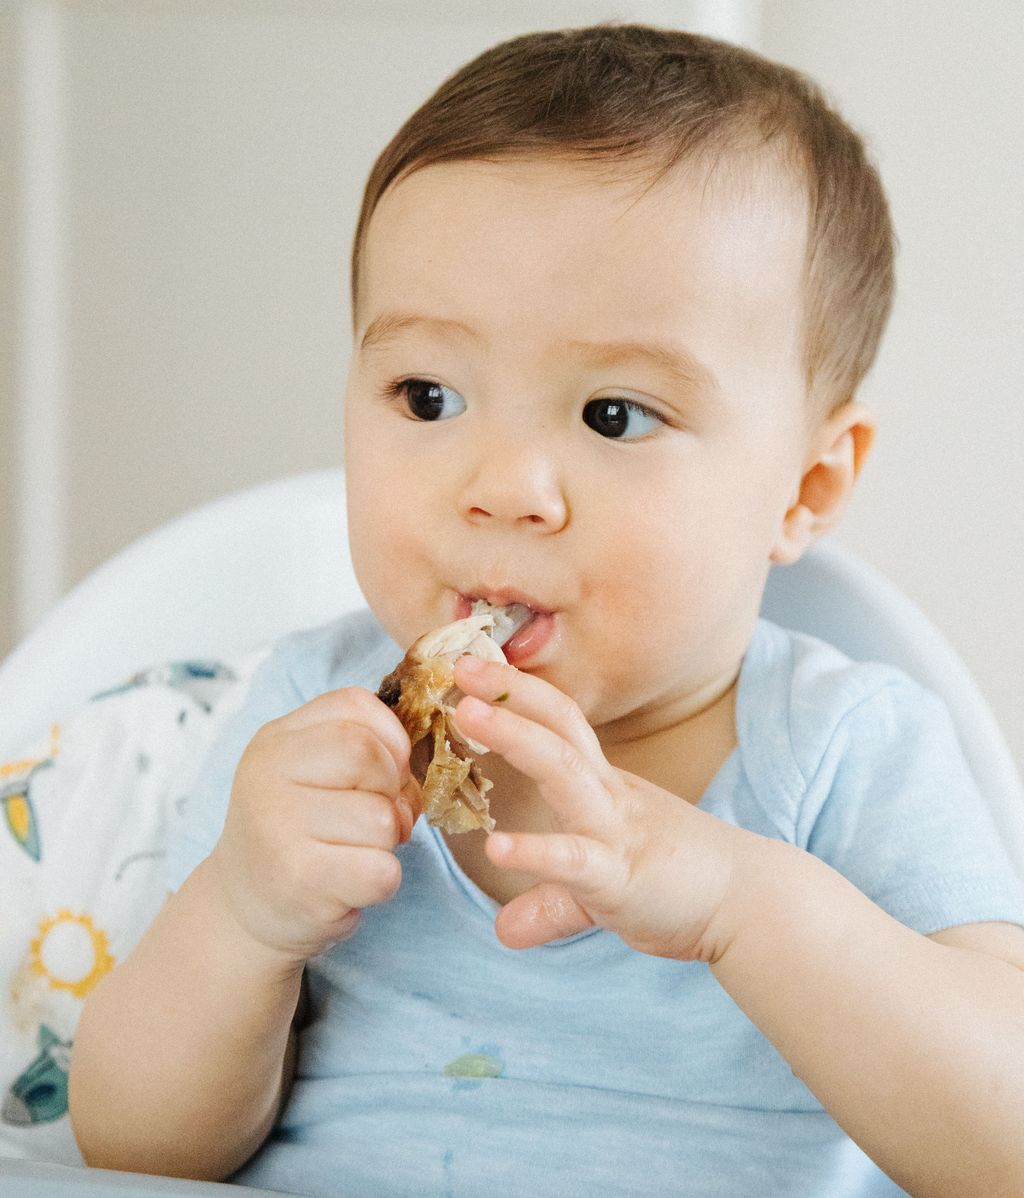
[457,443,568,533]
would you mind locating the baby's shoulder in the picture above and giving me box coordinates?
[773,617,928,717]
[738,620,949,808]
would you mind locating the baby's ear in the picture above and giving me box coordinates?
[770,401,876,565]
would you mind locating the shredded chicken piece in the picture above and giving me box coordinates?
[376,610,518,834]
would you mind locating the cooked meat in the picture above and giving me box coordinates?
[376,609,518,834]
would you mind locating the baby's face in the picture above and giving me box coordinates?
[345,155,812,736]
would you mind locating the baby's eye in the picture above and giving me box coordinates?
[582,398,663,440]
[393,378,467,421]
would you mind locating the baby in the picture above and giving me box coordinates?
[69,24,1024,1197]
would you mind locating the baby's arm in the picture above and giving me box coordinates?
[454,655,1024,1197]
[70,856,307,1179]
[710,846,1024,1198]
[69,688,418,1180]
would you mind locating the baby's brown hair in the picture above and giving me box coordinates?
[351,24,895,415]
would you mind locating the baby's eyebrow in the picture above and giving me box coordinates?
[359,310,718,398]
[360,311,481,354]
[566,337,720,397]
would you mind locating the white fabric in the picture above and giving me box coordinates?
[0,650,267,1163]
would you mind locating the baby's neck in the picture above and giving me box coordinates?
[443,674,739,907]
[602,673,739,803]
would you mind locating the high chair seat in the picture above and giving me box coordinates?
[0,471,363,759]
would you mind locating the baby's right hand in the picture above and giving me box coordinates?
[209,688,421,964]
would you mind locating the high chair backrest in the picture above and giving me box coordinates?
[2,468,1021,871]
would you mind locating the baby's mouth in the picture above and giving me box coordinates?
[456,594,557,666]
[469,599,533,647]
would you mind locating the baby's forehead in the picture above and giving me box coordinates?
[363,148,809,292]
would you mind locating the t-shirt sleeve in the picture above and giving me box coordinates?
[163,642,308,892]
[798,678,1024,935]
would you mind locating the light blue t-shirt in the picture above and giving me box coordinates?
[167,613,1024,1198]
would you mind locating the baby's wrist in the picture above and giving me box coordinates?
[190,853,310,985]
[703,832,806,969]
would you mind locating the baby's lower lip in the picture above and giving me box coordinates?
[501,611,557,666]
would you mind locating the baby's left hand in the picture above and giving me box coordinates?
[453,656,757,961]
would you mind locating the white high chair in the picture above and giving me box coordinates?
[1,467,1022,872]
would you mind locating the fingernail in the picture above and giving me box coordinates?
[457,654,486,677]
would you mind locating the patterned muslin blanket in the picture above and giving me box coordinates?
[0,651,266,1163]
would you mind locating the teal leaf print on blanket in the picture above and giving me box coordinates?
[2,1026,71,1126]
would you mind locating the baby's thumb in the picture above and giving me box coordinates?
[397,776,424,842]
[494,882,594,949]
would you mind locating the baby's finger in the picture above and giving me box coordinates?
[487,829,622,899]
[275,687,412,781]
[455,696,614,828]
[310,843,402,911]
[454,656,602,761]
[302,789,405,851]
[398,777,423,843]
[494,881,595,950]
[274,720,403,796]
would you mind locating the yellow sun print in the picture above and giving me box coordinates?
[29,910,115,1000]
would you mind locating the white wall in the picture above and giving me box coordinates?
[0,5,16,662]
[760,0,1024,772]
[3,1,1021,769]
